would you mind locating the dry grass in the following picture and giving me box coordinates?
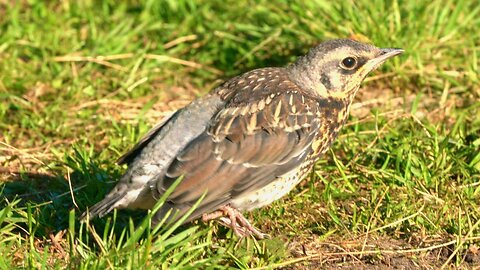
[1,0,479,269]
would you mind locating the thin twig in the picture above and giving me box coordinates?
[126,77,149,92]
[145,54,222,75]
[67,167,79,209]
[53,54,133,72]
[0,141,46,165]
[163,34,197,49]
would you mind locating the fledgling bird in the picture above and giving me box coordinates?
[81,39,403,238]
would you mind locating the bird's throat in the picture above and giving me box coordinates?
[310,96,353,158]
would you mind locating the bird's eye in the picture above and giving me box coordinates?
[340,57,357,70]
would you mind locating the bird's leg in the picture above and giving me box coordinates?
[233,211,269,239]
[218,205,244,237]
[201,210,224,222]
[207,205,268,239]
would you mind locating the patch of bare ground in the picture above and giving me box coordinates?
[283,235,480,269]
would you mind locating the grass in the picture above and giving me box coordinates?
[0,0,479,268]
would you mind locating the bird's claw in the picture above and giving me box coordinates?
[202,205,269,239]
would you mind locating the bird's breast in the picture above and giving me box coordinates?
[230,166,308,211]
[230,99,353,212]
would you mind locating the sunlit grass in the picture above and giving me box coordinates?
[1,0,479,268]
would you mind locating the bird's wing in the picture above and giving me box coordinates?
[117,110,179,165]
[82,95,226,220]
[156,77,321,219]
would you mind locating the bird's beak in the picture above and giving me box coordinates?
[377,48,404,62]
[364,48,404,72]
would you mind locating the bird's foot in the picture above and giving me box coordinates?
[202,205,269,239]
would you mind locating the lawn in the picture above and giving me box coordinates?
[1,0,479,269]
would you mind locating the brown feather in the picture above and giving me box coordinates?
[153,69,322,218]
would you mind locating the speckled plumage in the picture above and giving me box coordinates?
[81,39,403,238]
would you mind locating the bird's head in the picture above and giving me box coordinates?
[288,39,403,99]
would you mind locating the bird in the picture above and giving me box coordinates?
[81,39,403,238]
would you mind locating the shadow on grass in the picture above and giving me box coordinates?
[0,169,138,237]
[0,169,205,243]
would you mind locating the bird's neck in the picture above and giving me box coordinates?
[317,95,355,125]
[287,58,322,95]
[309,95,355,158]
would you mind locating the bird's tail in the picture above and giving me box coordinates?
[79,185,127,221]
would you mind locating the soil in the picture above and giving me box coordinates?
[283,235,480,269]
